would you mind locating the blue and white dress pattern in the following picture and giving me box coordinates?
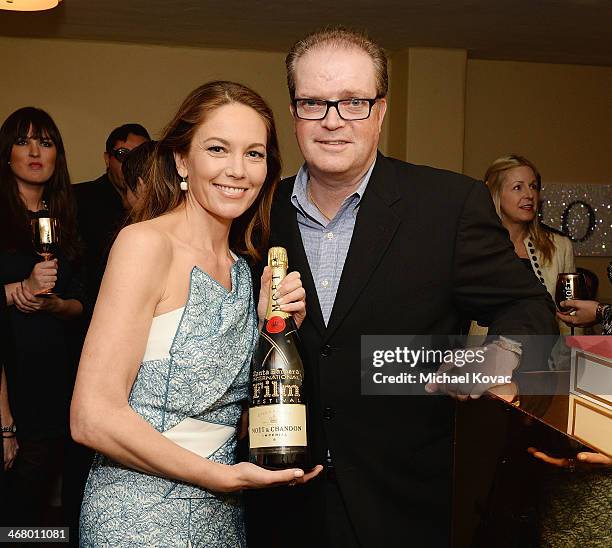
[80,258,258,547]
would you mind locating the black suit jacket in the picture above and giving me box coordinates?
[247,153,558,548]
[74,174,126,313]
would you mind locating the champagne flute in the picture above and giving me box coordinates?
[31,217,60,296]
[555,273,587,335]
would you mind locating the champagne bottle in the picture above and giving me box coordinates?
[249,247,310,470]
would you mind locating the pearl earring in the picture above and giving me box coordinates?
[180,176,188,191]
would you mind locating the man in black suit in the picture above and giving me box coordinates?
[74,123,150,310]
[246,27,557,547]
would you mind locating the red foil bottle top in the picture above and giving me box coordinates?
[266,316,286,334]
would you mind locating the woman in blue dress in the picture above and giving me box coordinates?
[71,81,321,547]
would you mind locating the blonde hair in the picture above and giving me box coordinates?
[285,26,388,100]
[484,154,555,265]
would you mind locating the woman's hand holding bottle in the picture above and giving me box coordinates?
[257,266,306,329]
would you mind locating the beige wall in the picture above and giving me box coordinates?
[0,37,304,182]
[464,59,612,299]
[388,48,466,172]
[464,59,612,183]
[3,37,610,296]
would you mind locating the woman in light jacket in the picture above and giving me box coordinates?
[471,154,579,340]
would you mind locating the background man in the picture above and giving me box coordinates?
[247,27,557,548]
[74,123,150,308]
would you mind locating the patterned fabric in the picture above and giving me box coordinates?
[523,231,580,336]
[601,304,612,335]
[291,161,375,324]
[80,259,258,547]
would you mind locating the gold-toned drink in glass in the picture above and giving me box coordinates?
[31,217,59,295]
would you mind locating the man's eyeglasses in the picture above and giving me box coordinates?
[109,147,130,163]
[292,97,380,121]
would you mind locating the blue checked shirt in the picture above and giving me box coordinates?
[291,161,376,325]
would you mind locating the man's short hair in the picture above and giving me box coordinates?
[105,123,151,153]
[121,140,157,193]
[285,26,388,100]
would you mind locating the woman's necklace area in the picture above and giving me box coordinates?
[307,180,331,222]
[27,199,48,215]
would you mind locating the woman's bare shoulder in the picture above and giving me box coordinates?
[111,220,173,267]
[96,220,175,315]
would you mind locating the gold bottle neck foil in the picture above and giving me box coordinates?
[268,246,288,268]
[266,247,290,320]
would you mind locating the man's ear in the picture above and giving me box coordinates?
[289,103,298,135]
[103,151,110,170]
[377,98,387,131]
[174,152,187,178]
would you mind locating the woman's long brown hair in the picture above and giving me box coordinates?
[131,81,282,262]
[0,107,79,262]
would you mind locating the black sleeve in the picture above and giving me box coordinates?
[452,181,558,337]
[62,257,86,307]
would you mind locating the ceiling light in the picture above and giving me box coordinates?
[1,0,62,11]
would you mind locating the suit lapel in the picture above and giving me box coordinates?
[325,154,402,339]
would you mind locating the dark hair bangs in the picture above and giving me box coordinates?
[12,110,63,152]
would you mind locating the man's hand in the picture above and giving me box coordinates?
[486,382,519,403]
[425,340,521,400]
[528,447,611,470]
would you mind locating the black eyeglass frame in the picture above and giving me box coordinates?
[292,97,381,121]
[109,147,130,163]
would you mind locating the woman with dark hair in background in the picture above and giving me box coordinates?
[0,107,84,525]
[71,81,320,547]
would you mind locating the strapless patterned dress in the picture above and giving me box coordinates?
[80,257,258,547]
